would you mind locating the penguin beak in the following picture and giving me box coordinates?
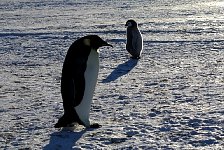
[106,43,113,48]
[102,42,113,48]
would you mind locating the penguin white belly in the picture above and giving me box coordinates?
[75,49,99,127]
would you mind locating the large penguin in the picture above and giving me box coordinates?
[55,35,113,128]
[125,19,143,59]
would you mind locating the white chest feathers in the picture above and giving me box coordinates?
[75,49,99,127]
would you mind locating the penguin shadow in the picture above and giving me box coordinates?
[102,58,139,83]
[43,129,88,150]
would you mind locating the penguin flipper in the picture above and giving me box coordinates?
[73,74,85,107]
[61,77,76,113]
[132,31,142,52]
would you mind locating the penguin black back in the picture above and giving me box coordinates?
[125,19,143,59]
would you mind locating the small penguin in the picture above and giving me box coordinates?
[125,19,143,59]
[55,35,113,128]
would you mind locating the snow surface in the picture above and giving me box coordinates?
[0,0,224,149]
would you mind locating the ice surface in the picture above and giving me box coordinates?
[0,0,223,149]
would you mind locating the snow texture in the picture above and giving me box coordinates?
[0,0,224,149]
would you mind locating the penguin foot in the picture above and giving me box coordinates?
[54,115,76,128]
[61,123,78,131]
[89,123,102,128]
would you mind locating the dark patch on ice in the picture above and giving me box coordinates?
[102,59,138,83]
[145,82,159,87]
[189,139,218,146]
[0,108,8,113]
[110,137,127,143]
[145,39,224,44]
[148,112,157,117]
[0,32,52,37]
[43,130,86,150]
[159,126,172,132]
[87,30,126,35]
[7,61,42,67]
[188,118,202,128]
[150,108,161,114]
[109,38,126,43]
[118,95,129,100]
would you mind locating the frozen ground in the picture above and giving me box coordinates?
[0,0,224,149]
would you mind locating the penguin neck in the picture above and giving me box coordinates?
[91,48,99,53]
[128,26,138,30]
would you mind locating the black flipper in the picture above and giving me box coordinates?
[73,73,85,107]
[60,77,75,114]
[56,75,85,128]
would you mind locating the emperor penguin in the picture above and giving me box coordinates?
[125,19,143,59]
[55,35,113,128]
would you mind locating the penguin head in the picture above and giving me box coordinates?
[125,19,138,28]
[82,35,113,49]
